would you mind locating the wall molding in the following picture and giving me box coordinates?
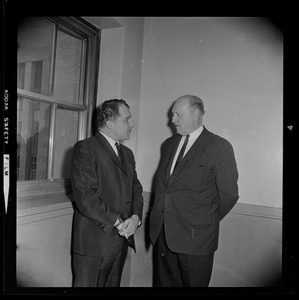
[230,202,282,220]
[17,202,74,225]
[141,191,282,220]
[17,191,282,226]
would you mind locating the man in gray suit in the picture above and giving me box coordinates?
[71,99,143,287]
[149,94,239,287]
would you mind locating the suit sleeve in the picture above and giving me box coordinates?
[71,141,118,231]
[215,141,239,220]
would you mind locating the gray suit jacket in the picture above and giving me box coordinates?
[149,127,239,255]
[71,133,143,257]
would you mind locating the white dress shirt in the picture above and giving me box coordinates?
[170,125,204,175]
[99,131,119,156]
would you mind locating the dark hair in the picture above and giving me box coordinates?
[96,99,130,129]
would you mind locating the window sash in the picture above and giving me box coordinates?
[17,17,99,207]
[17,88,87,111]
[17,92,86,181]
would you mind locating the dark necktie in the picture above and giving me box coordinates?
[174,134,190,171]
[115,142,124,166]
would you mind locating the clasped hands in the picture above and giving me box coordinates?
[115,215,139,239]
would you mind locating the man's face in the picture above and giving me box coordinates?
[111,104,135,141]
[172,99,198,135]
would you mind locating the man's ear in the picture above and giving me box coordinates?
[192,108,200,120]
[105,119,114,130]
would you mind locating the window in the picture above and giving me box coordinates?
[17,17,99,207]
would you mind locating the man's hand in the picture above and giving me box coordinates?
[114,216,125,232]
[118,215,140,238]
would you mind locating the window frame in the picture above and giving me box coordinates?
[17,16,100,208]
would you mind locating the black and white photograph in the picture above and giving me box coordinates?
[3,1,295,296]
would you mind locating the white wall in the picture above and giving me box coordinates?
[137,17,283,208]
[94,17,144,154]
[17,203,74,287]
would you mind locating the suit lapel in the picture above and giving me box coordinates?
[120,144,133,179]
[170,128,210,176]
[95,133,128,177]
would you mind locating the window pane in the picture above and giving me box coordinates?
[17,17,54,96]
[53,107,79,178]
[17,97,51,180]
[53,30,83,104]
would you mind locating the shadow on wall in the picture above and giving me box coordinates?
[166,101,177,137]
[141,101,178,286]
[91,105,99,136]
[143,100,177,245]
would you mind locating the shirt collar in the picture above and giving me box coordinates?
[188,124,204,141]
[99,131,118,149]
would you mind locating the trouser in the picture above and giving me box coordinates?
[72,244,128,287]
[154,226,214,287]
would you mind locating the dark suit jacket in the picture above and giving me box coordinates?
[149,127,239,255]
[71,132,143,257]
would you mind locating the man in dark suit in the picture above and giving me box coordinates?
[71,99,143,287]
[149,95,239,287]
